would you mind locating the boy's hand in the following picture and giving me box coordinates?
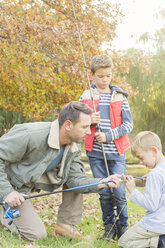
[126,175,136,194]
[4,191,28,207]
[95,132,107,143]
[91,112,100,124]
[142,174,148,181]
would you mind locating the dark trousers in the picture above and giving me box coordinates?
[158,235,165,248]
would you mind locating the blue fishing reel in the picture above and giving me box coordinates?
[3,205,20,225]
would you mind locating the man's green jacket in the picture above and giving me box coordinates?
[0,120,100,200]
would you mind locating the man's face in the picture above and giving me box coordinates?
[68,113,91,143]
[92,67,112,91]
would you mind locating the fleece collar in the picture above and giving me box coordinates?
[91,83,128,97]
[48,120,79,152]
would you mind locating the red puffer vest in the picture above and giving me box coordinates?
[82,89,130,155]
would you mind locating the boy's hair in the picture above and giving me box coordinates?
[58,101,92,126]
[131,131,162,157]
[91,54,114,74]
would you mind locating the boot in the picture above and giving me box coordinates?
[54,222,81,238]
[117,225,128,239]
[158,235,165,248]
[99,224,116,241]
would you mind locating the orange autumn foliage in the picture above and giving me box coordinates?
[0,1,148,120]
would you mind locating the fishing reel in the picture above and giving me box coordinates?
[2,203,20,225]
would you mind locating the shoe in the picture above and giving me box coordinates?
[54,222,81,238]
[99,224,116,241]
[117,225,128,239]
[158,234,165,248]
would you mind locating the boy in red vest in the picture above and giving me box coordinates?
[80,54,133,241]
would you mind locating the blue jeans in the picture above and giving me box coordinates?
[88,157,128,226]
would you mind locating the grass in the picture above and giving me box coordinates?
[0,157,148,248]
[0,187,146,248]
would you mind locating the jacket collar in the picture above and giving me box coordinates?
[48,119,79,152]
[91,83,128,97]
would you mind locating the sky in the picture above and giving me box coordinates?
[108,0,165,51]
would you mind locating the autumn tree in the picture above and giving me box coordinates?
[0,0,125,120]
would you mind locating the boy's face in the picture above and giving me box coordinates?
[92,67,112,91]
[136,148,157,169]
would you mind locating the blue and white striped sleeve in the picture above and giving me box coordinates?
[106,96,133,142]
[79,95,83,102]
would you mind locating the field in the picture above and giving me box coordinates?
[0,180,147,247]
[0,189,146,248]
[0,154,148,248]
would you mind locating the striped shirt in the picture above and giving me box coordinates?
[80,89,133,161]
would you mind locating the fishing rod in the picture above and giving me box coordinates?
[0,176,144,203]
[0,176,143,203]
[0,181,114,204]
[0,180,112,225]
[23,176,144,200]
[0,180,113,204]
[25,180,112,200]
[70,1,145,239]
[133,176,144,180]
[70,0,123,239]
[0,176,143,225]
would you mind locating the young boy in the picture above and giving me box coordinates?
[118,131,165,248]
[80,54,133,240]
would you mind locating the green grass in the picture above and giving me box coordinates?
[0,156,148,248]
[0,187,146,248]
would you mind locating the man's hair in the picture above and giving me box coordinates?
[58,101,92,126]
[91,54,114,74]
[131,131,162,157]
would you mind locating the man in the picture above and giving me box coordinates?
[0,101,123,241]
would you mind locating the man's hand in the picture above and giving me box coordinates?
[126,175,136,194]
[4,191,28,207]
[95,132,107,143]
[91,112,100,124]
[99,174,123,189]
